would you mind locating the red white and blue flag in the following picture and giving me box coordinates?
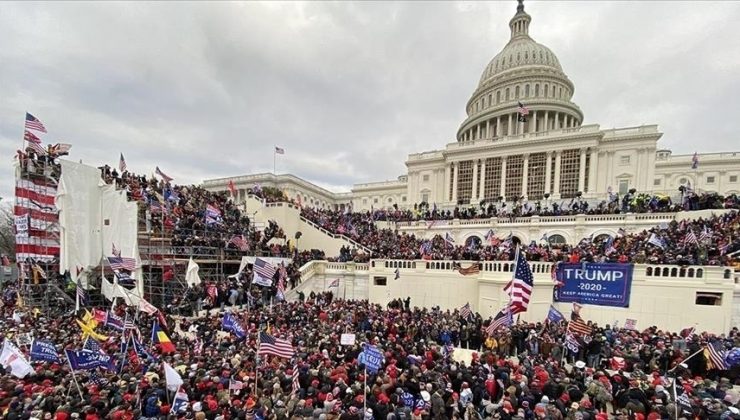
[25,112,47,133]
[155,166,173,183]
[503,249,534,315]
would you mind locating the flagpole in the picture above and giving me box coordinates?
[66,356,85,400]
[273,149,276,174]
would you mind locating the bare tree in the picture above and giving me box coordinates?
[0,203,14,258]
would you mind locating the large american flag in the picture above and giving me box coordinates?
[275,146,285,154]
[119,153,127,173]
[503,250,534,315]
[24,131,46,155]
[698,226,712,242]
[259,332,294,358]
[254,258,276,280]
[76,279,88,307]
[517,101,529,116]
[684,230,698,245]
[486,307,512,335]
[108,255,136,271]
[25,112,47,133]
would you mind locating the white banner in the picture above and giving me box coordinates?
[14,215,29,238]
[340,333,356,346]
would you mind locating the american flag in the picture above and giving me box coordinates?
[684,230,698,245]
[23,130,41,144]
[719,242,730,255]
[503,250,534,315]
[486,307,512,335]
[292,365,300,395]
[698,226,712,242]
[253,258,276,280]
[77,279,88,307]
[567,304,593,336]
[228,235,249,251]
[705,343,728,370]
[50,143,71,154]
[229,380,245,391]
[459,302,472,319]
[155,166,173,183]
[108,255,136,271]
[24,131,46,155]
[119,153,127,172]
[88,371,109,386]
[258,331,294,358]
[25,112,47,133]
[275,146,285,154]
[327,278,339,288]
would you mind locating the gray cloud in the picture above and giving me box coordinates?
[1,1,739,201]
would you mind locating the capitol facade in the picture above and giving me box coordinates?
[204,1,740,210]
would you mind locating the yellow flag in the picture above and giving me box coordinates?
[76,319,108,342]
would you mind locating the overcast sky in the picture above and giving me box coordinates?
[2,1,739,200]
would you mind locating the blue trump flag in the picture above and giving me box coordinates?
[358,344,383,374]
[547,305,565,323]
[65,349,115,371]
[222,313,246,339]
[30,339,62,364]
[553,263,634,307]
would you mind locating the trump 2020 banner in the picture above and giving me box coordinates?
[553,263,633,307]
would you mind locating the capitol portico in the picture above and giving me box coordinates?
[204,1,740,210]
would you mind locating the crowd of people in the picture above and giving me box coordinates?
[302,204,739,266]
[99,166,287,258]
[0,294,738,419]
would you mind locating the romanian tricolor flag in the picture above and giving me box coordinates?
[151,321,176,353]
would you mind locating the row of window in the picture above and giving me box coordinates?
[469,81,570,114]
[654,175,739,186]
[361,196,407,205]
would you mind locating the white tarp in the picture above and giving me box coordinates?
[185,257,201,286]
[237,256,292,274]
[57,160,141,294]
[57,160,103,279]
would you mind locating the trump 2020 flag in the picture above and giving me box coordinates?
[65,349,113,371]
[30,339,62,364]
[222,313,246,339]
[547,305,564,324]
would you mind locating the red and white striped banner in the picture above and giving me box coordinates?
[15,177,59,262]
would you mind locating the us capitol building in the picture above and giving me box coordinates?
[205,1,740,211]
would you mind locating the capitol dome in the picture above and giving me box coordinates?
[457,0,583,142]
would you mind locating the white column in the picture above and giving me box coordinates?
[544,111,549,132]
[486,120,491,139]
[452,162,459,203]
[507,114,512,136]
[606,151,614,190]
[500,156,507,198]
[545,152,552,195]
[530,111,537,133]
[445,164,452,202]
[553,151,562,198]
[476,124,481,140]
[554,112,560,130]
[588,149,598,194]
[522,153,530,198]
[479,159,487,200]
[496,116,501,137]
[471,160,479,202]
[578,148,587,193]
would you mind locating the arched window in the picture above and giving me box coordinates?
[465,236,482,249]
[525,84,530,97]
[535,84,539,96]
[488,94,492,106]
[594,234,611,243]
[548,234,566,245]
[515,86,520,98]
[505,88,510,100]
[496,91,501,104]
[544,84,549,97]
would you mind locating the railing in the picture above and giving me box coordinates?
[298,215,373,254]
